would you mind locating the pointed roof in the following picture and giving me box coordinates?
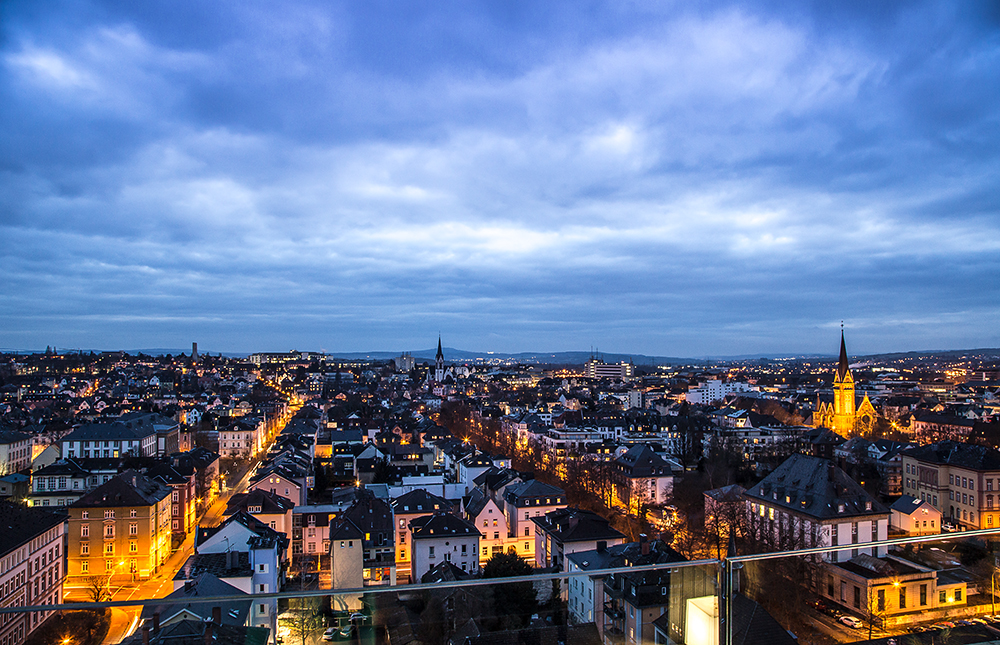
[436,336,444,362]
[837,329,850,382]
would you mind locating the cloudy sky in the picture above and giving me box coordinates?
[2,1,999,357]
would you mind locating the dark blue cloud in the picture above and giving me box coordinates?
[1,0,998,356]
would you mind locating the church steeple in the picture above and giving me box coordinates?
[436,336,444,363]
[837,327,850,382]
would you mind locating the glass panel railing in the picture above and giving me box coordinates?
[724,527,1000,645]
[4,559,720,645]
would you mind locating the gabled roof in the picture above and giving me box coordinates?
[141,573,249,626]
[743,453,888,520]
[904,440,1000,470]
[531,508,625,545]
[503,479,565,506]
[391,489,448,515]
[71,470,170,509]
[0,500,66,558]
[410,512,481,539]
[614,444,671,477]
[225,489,295,516]
[196,510,289,551]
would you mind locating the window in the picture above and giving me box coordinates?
[950,474,954,485]
[104,510,115,519]
[853,586,861,609]
[524,527,530,537]
[81,525,89,538]
[899,587,906,609]
[524,542,530,551]
[494,532,499,540]
[259,584,266,592]
[920,584,927,606]
[461,544,467,555]
[482,547,488,556]
[940,590,946,603]
[82,511,89,519]
[80,543,89,555]
[105,525,114,538]
[129,541,137,553]
[259,604,266,615]
[104,543,113,555]
[877,589,885,612]
[81,561,88,573]
[429,546,435,558]
[129,523,138,535]
[956,588,962,601]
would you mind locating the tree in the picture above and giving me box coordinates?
[482,551,538,630]
[865,585,888,641]
[282,597,324,645]
[371,457,395,484]
[85,575,111,603]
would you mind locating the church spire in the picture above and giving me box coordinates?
[436,335,444,362]
[837,326,850,382]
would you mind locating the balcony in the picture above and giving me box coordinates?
[13,528,1000,645]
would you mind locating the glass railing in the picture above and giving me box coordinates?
[7,529,1000,644]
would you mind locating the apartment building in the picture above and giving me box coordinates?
[66,471,172,581]
[0,501,67,645]
[902,440,1000,530]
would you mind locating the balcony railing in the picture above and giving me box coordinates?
[5,528,1000,645]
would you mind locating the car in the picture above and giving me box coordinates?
[348,612,366,623]
[942,522,956,532]
[954,619,975,626]
[968,618,987,625]
[336,625,356,640]
[322,628,338,642]
[839,615,863,629]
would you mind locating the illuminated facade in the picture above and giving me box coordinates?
[814,331,877,436]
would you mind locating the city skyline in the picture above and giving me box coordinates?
[2,1,999,357]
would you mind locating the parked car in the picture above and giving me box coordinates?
[968,618,987,625]
[954,619,975,626]
[839,615,863,629]
[322,628,338,642]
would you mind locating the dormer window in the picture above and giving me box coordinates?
[838,504,845,513]
[865,501,872,511]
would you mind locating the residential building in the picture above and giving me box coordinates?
[503,480,567,562]
[147,463,197,544]
[0,431,31,475]
[531,507,625,569]
[890,495,942,535]
[743,454,889,564]
[178,512,288,640]
[291,505,335,572]
[0,501,67,645]
[409,512,481,582]
[391,489,449,583]
[224,489,294,559]
[328,490,396,586]
[60,422,157,459]
[27,459,91,510]
[901,440,1000,530]
[66,471,172,581]
[612,444,674,509]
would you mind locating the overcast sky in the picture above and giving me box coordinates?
[2,1,999,358]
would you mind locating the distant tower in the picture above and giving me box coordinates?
[434,336,446,382]
[814,327,877,436]
[831,329,856,435]
[191,342,199,361]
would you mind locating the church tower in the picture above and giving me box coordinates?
[832,329,856,435]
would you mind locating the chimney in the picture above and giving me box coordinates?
[212,606,222,625]
[142,625,150,645]
[827,462,835,482]
[596,541,607,553]
[153,613,160,633]
[640,534,649,556]
[203,622,213,645]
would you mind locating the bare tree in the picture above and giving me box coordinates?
[282,596,324,645]
[85,575,111,603]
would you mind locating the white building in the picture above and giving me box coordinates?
[685,379,759,405]
[409,513,481,582]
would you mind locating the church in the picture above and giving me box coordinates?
[813,331,877,436]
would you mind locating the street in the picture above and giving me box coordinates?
[62,422,283,644]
